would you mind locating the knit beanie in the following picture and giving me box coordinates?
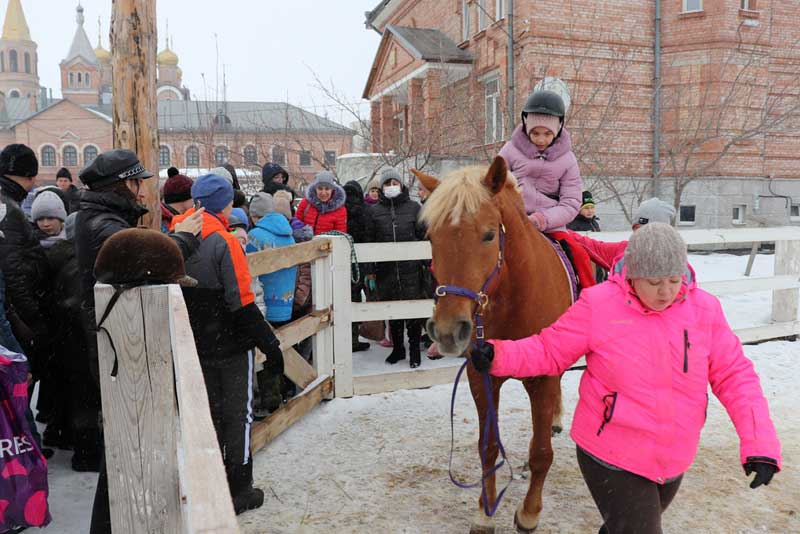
[367,176,381,191]
[167,167,180,178]
[0,144,38,178]
[209,166,234,185]
[230,207,250,230]
[273,190,293,220]
[580,190,595,209]
[525,113,561,136]
[379,167,402,187]
[191,174,234,214]
[31,190,67,222]
[56,167,72,181]
[624,223,687,279]
[633,198,676,226]
[163,173,193,203]
[249,192,275,220]
[313,170,338,188]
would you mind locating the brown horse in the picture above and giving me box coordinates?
[413,156,572,533]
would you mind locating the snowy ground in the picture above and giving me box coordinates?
[45,253,799,532]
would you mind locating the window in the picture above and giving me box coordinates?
[732,204,746,225]
[159,145,171,167]
[41,146,56,167]
[23,52,29,74]
[63,146,78,167]
[682,0,702,12]
[272,146,286,165]
[77,72,82,85]
[244,145,258,166]
[484,78,503,144]
[478,0,488,31]
[8,90,19,98]
[741,0,755,9]
[678,205,696,225]
[83,145,98,165]
[9,50,17,72]
[496,0,505,19]
[186,146,200,166]
[791,204,800,221]
[299,150,312,167]
[394,112,406,144]
[69,72,74,87]
[214,146,228,166]
[85,73,90,87]
[324,150,336,167]
[462,0,470,41]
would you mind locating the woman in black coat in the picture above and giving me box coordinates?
[344,180,372,352]
[366,169,426,367]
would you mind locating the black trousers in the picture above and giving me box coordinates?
[577,447,682,534]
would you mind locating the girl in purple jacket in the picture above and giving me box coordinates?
[472,224,781,534]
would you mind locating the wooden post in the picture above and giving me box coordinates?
[330,236,354,398]
[95,284,181,533]
[311,236,334,396]
[772,240,800,329]
[111,0,160,230]
[744,242,760,276]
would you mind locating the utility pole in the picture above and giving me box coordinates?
[111,0,160,229]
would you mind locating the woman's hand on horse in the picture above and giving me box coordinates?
[471,342,495,373]
[744,457,779,489]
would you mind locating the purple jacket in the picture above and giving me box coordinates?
[498,125,582,232]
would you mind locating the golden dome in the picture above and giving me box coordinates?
[94,45,110,61]
[157,47,179,66]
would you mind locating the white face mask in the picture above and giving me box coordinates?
[384,185,401,199]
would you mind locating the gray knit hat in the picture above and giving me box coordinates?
[633,198,676,226]
[379,167,403,187]
[31,190,67,222]
[209,166,234,185]
[249,192,275,220]
[624,223,687,279]
[366,176,381,191]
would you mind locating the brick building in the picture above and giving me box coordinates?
[363,0,800,229]
[0,1,352,190]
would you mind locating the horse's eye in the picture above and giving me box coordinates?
[482,231,496,242]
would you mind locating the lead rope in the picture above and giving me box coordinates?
[318,230,360,284]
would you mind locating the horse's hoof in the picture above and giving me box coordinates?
[514,511,538,533]
[551,424,563,436]
[469,526,495,534]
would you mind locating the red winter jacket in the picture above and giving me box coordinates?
[296,179,348,235]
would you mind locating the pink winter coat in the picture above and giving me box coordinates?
[489,263,781,484]
[498,125,582,232]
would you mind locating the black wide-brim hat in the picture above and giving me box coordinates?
[79,149,154,190]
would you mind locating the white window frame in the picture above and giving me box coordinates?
[682,0,703,13]
[484,77,503,144]
[158,145,171,168]
[214,146,228,166]
[740,0,754,10]
[678,205,697,226]
[790,203,800,222]
[732,204,746,225]
[496,0,505,20]
[477,0,488,32]
[462,0,470,41]
[186,145,200,167]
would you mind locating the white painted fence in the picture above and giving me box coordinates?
[319,227,800,398]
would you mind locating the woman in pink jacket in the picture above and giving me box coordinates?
[471,223,781,534]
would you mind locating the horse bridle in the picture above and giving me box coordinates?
[436,224,513,518]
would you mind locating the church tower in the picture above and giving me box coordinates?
[0,0,40,102]
[157,35,186,101]
[94,17,112,105]
[60,4,100,106]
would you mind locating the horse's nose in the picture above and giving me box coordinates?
[455,319,472,343]
[426,319,437,341]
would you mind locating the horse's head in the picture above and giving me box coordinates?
[415,156,520,356]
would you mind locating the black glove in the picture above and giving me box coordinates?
[263,343,284,377]
[744,457,778,489]
[235,303,285,376]
[471,342,495,373]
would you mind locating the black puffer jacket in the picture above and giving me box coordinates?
[45,239,88,374]
[366,187,426,301]
[343,180,370,244]
[567,214,601,232]
[0,176,52,373]
[63,184,82,214]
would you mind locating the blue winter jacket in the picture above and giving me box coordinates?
[246,213,297,322]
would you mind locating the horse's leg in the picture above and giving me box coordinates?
[514,376,559,533]
[467,369,502,534]
[552,375,564,435]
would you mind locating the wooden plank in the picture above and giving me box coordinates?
[772,240,800,324]
[95,285,181,534]
[699,275,800,296]
[744,242,760,276]
[353,365,464,396]
[250,376,333,453]
[248,239,332,277]
[274,309,330,348]
[352,299,435,322]
[168,287,239,534]
[331,236,355,398]
[354,240,432,263]
[589,226,800,247]
[312,249,334,383]
[735,321,800,344]
[255,346,317,390]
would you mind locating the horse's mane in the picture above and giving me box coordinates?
[420,165,518,233]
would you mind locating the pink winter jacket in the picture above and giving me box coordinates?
[498,125,582,232]
[489,264,782,484]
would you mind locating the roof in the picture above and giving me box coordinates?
[365,0,392,29]
[387,26,473,64]
[2,0,30,41]
[154,100,354,134]
[64,6,98,66]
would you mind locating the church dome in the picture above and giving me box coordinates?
[94,45,111,61]
[157,47,179,66]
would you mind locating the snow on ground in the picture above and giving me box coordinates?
[45,253,799,532]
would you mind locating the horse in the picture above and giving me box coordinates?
[413,156,573,533]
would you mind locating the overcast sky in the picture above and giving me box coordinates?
[22,0,381,126]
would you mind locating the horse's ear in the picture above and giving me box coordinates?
[484,156,509,195]
[411,168,439,192]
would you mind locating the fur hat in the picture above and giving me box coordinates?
[0,144,38,178]
[273,190,293,220]
[624,223,687,279]
[249,192,274,220]
[633,198,676,226]
[162,173,193,204]
[524,113,562,136]
[379,168,402,187]
[31,191,67,222]
[94,229,197,287]
[191,174,234,214]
